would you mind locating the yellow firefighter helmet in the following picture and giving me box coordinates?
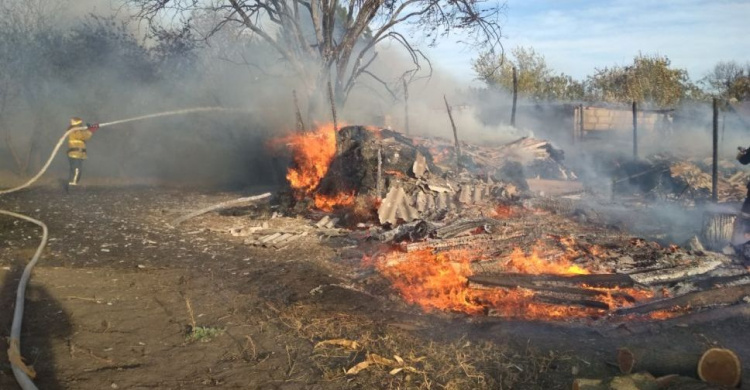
[70,117,84,127]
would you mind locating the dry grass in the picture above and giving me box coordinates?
[270,303,570,389]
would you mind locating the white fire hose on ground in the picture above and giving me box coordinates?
[0,107,243,389]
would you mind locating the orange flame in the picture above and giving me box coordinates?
[314,192,355,212]
[373,245,655,320]
[505,247,590,275]
[277,123,355,211]
[281,123,338,196]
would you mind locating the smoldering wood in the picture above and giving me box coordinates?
[615,284,750,315]
[316,126,439,198]
[609,304,750,337]
[533,295,609,310]
[377,220,436,242]
[467,278,636,303]
[627,257,724,285]
[435,218,501,239]
[169,193,272,226]
[404,232,523,253]
[468,273,636,289]
[670,272,750,295]
[471,282,612,310]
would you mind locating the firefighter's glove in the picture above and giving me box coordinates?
[87,123,100,132]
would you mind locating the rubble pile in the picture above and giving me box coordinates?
[315,126,523,226]
[615,154,747,202]
[414,135,577,181]
[188,124,750,327]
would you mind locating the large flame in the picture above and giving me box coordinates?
[373,242,656,320]
[282,123,338,196]
[278,123,354,210]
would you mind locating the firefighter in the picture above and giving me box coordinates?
[733,146,750,260]
[66,117,99,188]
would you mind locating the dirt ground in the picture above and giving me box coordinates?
[1,186,749,389]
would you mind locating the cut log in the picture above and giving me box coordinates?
[697,348,742,388]
[469,273,635,289]
[616,346,705,377]
[615,284,750,315]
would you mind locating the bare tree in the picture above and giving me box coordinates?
[127,0,504,114]
[0,0,66,174]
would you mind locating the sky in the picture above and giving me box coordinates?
[424,0,750,84]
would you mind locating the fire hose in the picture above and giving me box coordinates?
[0,106,243,389]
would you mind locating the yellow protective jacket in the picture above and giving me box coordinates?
[67,128,93,159]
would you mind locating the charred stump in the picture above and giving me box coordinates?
[316,126,440,199]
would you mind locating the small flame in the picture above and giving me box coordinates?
[314,192,355,212]
[505,247,590,275]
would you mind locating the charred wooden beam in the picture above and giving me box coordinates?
[675,272,750,293]
[469,273,635,289]
[626,257,724,285]
[615,284,750,315]
[468,278,636,303]
[533,295,609,310]
[405,232,523,253]
[607,304,750,337]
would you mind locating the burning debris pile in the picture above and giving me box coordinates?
[282,124,526,223]
[262,124,750,328]
[414,135,577,182]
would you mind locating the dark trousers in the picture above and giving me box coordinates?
[68,157,83,185]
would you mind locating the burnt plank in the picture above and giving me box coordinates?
[469,273,635,289]
[615,284,750,315]
[467,280,636,302]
